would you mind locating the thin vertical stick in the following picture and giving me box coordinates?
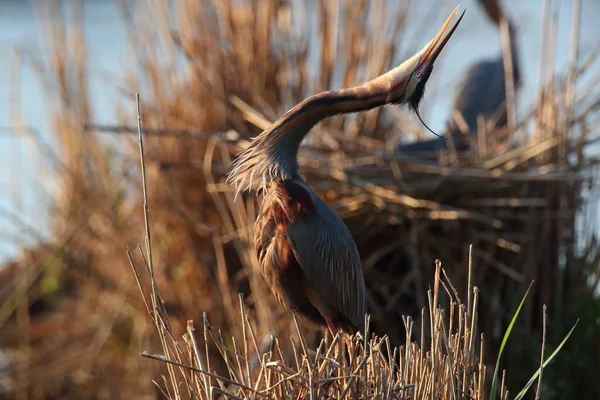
[427,290,434,398]
[478,333,485,399]
[238,294,253,388]
[136,93,155,283]
[500,369,507,400]
[469,287,479,361]
[500,17,516,143]
[564,0,581,158]
[136,94,178,397]
[203,313,213,391]
[187,320,210,398]
[431,260,441,398]
[534,305,547,400]
[545,3,559,143]
[535,0,551,142]
[467,245,473,319]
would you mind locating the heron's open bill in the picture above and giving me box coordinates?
[398,0,520,156]
[228,7,465,341]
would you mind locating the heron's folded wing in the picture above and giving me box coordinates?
[286,217,366,332]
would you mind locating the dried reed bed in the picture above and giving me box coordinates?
[134,228,498,399]
[0,0,598,398]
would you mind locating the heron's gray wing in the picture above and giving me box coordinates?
[450,60,507,134]
[286,208,366,333]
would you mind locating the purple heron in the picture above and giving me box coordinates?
[228,7,465,339]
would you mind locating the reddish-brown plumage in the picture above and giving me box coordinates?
[227,8,465,341]
[256,180,357,333]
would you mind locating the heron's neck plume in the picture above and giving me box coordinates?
[228,77,403,195]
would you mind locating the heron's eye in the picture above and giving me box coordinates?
[414,72,422,80]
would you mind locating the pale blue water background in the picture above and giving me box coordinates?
[1,0,599,261]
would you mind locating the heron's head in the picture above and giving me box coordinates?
[381,6,465,113]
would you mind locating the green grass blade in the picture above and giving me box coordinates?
[513,320,579,400]
[489,281,534,400]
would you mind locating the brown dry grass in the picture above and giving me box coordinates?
[0,0,598,398]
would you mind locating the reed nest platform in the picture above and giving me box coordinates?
[0,0,598,398]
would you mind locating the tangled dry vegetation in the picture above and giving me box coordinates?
[0,0,599,398]
[133,232,500,399]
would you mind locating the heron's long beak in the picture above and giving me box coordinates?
[418,6,466,69]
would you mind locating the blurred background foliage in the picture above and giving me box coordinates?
[0,0,598,398]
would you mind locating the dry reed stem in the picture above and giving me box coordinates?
[534,305,547,400]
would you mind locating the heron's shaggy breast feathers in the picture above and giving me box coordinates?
[256,179,366,334]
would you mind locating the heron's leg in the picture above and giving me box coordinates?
[324,317,337,340]
[324,317,353,354]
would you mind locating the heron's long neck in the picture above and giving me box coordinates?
[228,78,396,193]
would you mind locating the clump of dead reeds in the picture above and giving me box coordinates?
[136,264,495,400]
[0,0,598,398]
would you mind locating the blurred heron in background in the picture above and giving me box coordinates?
[228,7,465,340]
[397,0,521,156]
